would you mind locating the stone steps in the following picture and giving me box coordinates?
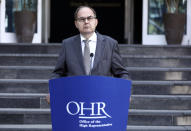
[131,95,191,110]
[0,44,191,130]
[1,79,191,95]
[128,109,191,126]
[133,80,191,95]
[0,125,52,131]
[1,93,191,110]
[0,93,48,109]
[0,79,48,93]
[0,125,191,131]
[1,66,191,80]
[0,66,53,79]
[0,43,60,54]
[119,45,191,56]
[0,108,191,126]
[1,124,191,131]
[128,67,191,80]
[0,54,57,66]
[1,54,191,67]
[122,55,191,67]
[126,126,191,131]
[0,44,191,56]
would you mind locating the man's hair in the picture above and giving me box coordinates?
[74,5,97,20]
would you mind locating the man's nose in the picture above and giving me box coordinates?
[84,18,89,23]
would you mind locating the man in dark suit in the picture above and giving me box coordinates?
[52,5,129,79]
[47,5,130,103]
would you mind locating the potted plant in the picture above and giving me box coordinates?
[14,0,37,43]
[163,0,186,44]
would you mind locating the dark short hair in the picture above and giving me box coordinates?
[74,5,97,20]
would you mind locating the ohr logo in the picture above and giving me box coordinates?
[66,101,112,119]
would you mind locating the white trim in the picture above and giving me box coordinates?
[33,0,42,43]
[43,0,50,43]
[186,0,191,45]
[0,1,1,42]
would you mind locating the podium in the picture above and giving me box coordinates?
[49,76,131,131]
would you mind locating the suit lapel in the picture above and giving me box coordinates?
[92,33,105,72]
[73,35,86,74]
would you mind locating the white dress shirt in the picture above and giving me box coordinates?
[80,32,97,69]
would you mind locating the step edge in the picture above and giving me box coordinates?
[126,125,191,130]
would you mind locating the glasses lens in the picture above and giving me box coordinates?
[77,16,96,22]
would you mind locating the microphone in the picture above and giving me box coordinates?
[89,53,94,75]
[90,53,94,58]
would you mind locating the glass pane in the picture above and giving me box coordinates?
[148,0,187,35]
[5,0,37,32]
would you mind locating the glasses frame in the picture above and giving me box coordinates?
[76,16,97,22]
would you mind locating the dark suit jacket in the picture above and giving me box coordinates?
[52,33,130,79]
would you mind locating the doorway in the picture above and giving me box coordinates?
[50,0,125,43]
[133,0,143,44]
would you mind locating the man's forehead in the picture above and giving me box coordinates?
[77,7,95,17]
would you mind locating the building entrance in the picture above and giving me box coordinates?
[50,0,125,43]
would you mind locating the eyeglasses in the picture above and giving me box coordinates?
[76,16,96,22]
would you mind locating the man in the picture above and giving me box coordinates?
[47,6,130,103]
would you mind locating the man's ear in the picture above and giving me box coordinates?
[74,21,78,29]
[95,19,98,27]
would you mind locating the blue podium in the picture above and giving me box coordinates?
[49,76,131,131]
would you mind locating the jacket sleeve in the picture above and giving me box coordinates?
[111,41,131,80]
[51,41,67,79]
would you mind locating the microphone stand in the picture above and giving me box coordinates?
[89,53,94,75]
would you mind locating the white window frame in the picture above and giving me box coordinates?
[142,0,191,45]
[0,0,42,43]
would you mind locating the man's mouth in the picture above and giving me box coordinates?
[84,27,90,29]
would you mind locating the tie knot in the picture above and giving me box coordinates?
[83,40,90,44]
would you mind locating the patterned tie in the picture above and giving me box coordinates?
[83,40,91,75]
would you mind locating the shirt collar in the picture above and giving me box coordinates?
[80,32,97,43]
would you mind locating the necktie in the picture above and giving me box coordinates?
[83,40,91,75]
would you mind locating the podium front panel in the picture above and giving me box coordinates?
[49,76,131,131]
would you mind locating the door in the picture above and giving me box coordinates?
[0,0,42,43]
[50,0,125,43]
[142,0,191,45]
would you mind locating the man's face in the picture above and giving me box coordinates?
[75,7,98,35]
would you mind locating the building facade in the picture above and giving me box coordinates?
[0,0,190,45]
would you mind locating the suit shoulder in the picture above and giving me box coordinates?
[101,34,117,42]
[101,34,118,46]
[62,35,79,44]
